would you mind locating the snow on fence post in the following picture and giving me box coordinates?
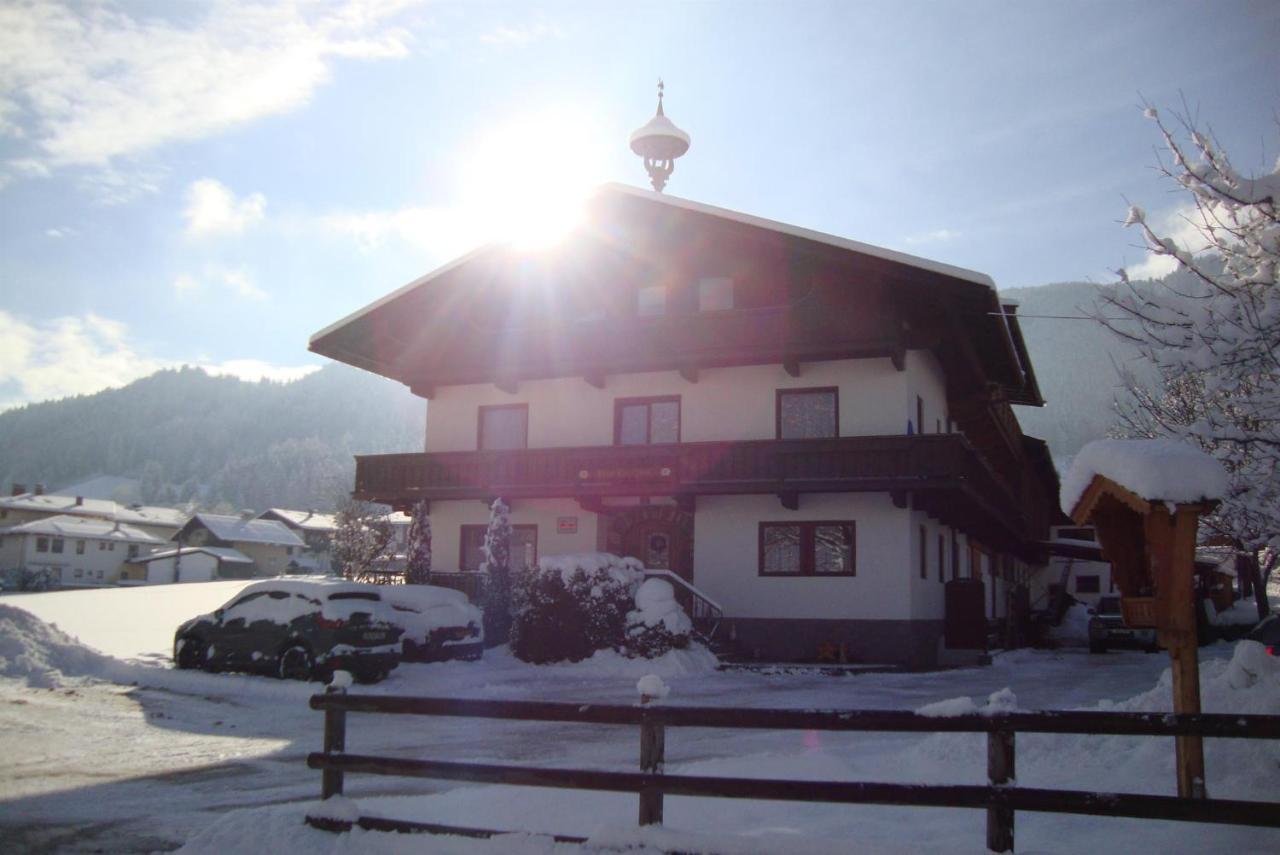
[986,729,1015,853]
[637,677,667,826]
[321,683,348,800]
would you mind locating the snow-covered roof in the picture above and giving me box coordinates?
[0,492,186,529]
[127,546,253,564]
[188,513,306,548]
[53,475,140,502]
[1061,438,1229,513]
[1,514,166,544]
[260,508,337,532]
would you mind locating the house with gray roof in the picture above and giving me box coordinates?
[0,514,166,588]
[172,512,306,578]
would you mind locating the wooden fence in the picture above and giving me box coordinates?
[305,690,1280,853]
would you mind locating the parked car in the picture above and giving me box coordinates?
[173,580,403,683]
[1088,595,1159,654]
[381,584,484,662]
[1246,615,1280,656]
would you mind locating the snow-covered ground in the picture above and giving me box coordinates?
[1,584,1278,854]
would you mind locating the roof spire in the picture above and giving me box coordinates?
[629,79,690,193]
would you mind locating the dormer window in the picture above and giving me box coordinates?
[637,285,665,317]
[697,277,734,312]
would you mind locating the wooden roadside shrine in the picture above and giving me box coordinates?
[1068,473,1215,799]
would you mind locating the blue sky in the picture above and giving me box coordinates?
[0,0,1277,409]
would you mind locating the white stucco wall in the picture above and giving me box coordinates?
[143,553,219,584]
[691,493,914,621]
[3,533,145,585]
[429,499,602,574]
[904,349,951,435]
[907,511,950,620]
[424,355,944,452]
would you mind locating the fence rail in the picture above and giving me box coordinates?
[305,691,1280,853]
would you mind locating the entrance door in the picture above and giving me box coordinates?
[624,522,682,578]
[609,506,694,585]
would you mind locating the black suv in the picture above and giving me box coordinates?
[1088,595,1159,654]
[174,580,402,683]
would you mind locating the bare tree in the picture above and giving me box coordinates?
[333,499,396,583]
[1100,102,1279,616]
[404,499,432,585]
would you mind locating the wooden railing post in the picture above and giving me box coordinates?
[322,685,348,799]
[987,728,1015,853]
[638,708,666,826]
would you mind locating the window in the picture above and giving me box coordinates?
[615,396,680,445]
[98,541,106,551]
[777,387,838,439]
[76,540,85,555]
[759,522,855,576]
[95,569,103,579]
[74,568,83,578]
[1075,575,1101,594]
[478,404,528,450]
[637,285,665,317]
[460,524,538,572]
[697,277,734,311]
[51,538,64,554]
[937,533,945,582]
[919,525,927,579]
[128,544,139,558]
[36,536,49,553]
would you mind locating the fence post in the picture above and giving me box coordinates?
[322,685,347,799]
[987,728,1015,853]
[638,708,666,826]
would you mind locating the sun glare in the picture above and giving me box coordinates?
[458,107,611,250]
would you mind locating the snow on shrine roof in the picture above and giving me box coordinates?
[189,513,306,548]
[1,514,166,543]
[1060,439,1229,513]
[127,546,253,564]
[308,184,996,348]
[261,508,337,532]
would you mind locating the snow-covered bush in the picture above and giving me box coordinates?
[509,553,644,664]
[624,578,692,658]
[481,498,513,646]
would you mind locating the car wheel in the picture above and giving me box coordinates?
[278,644,315,681]
[175,636,206,670]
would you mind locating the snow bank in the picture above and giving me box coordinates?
[0,604,117,687]
[1060,438,1229,513]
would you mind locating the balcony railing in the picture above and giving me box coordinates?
[355,434,1044,548]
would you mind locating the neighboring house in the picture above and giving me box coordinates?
[0,486,187,541]
[120,546,255,585]
[256,508,337,572]
[309,184,1061,667]
[172,513,306,578]
[0,514,166,587]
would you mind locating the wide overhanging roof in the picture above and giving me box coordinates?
[310,184,1041,404]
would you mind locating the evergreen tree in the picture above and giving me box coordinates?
[481,498,513,646]
[405,499,432,585]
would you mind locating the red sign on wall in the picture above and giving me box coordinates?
[557,516,578,534]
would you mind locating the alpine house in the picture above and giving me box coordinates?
[309,97,1060,668]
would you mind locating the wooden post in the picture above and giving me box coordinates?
[986,729,1015,853]
[322,687,347,799]
[638,709,666,825]
[1149,506,1207,800]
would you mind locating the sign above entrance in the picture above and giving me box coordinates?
[577,465,675,485]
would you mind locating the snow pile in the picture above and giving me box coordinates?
[636,673,669,702]
[537,553,646,589]
[915,688,1019,718]
[0,604,118,687]
[1060,438,1229,513]
[1046,602,1091,646]
[1205,599,1265,627]
[628,579,693,636]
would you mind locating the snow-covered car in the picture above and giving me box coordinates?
[380,584,484,662]
[173,580,403,683]
[1087,595,1158,654]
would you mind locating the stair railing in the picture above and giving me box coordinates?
[642,569,723,641]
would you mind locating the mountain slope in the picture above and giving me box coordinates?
[0,364,424,512]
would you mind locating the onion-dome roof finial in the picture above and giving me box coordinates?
[629,78,690,193]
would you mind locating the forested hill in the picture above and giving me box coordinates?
[0,364,424,512]
[1001,279,1155,469]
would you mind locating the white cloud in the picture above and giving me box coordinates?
[903,228,961,246]
[323,205,483,258]
[479,21,566,46]
[0,0,420,180]
[0,309,317,410]
[172,267,268,301]
[1123,202,1215,282]
[184,178,266,238]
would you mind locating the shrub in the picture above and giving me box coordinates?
[509,553,644,664]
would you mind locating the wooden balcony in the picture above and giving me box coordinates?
[355,434,1049,555]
